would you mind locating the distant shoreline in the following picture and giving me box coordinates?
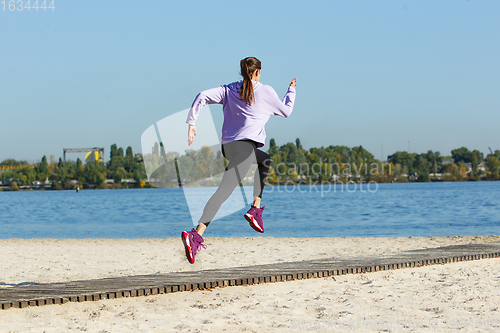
[1,179,498,192]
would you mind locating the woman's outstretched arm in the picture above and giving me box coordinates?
[272,78,297,118]
[186,86,226,145]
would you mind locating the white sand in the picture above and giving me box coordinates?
[1,236,499,332]
[1,235,499,285]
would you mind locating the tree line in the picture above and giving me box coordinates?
[387,147,500,182]
[1,140,500,190]
[268,140,499,183]
[0,144,147,190]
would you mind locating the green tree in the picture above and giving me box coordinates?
[486,156,500,173]
[75,158,84,180]
[110,144,118,159]
[55,163,68,184]
[10,181,19,191]
[471,151,479,173]
[36,155,50,181]
[133,167,147,184]
[84,162,107,188]
[471,149,484,163]
[415,155,431,182]
[295,138,302,150]
[451,147,471,164]
[126,146,134,159]
[268,138,278,157]
[113,166,127,183]
[1,159,28,166]
[388,151,417,172]
[107,143,126,178]
[21,166,36,185]
[426,150,442,174]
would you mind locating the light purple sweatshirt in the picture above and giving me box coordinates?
[186,80,296,148]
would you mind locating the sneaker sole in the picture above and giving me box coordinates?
[244,213,264,233]
[181,231,195,264]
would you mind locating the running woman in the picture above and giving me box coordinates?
[181,57,296,263]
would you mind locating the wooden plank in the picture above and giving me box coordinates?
[0,243,499,309]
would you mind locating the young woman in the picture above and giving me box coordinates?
[182,57,296,263]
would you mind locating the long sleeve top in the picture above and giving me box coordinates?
[186,80,296,148]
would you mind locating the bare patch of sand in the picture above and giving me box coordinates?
[0,235,499,285]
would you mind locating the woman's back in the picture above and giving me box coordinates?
[220,80,295,146]
[187,80,295,147]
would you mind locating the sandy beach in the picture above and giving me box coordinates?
[1,236,499,332]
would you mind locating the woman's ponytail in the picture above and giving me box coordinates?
[239,57,261,106]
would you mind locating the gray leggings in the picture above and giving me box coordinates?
[199,140,270,226]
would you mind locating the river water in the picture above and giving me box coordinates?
[1,182,499,238]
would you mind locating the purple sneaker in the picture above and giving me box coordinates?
[181,228,206,264]
[244,205,265,233]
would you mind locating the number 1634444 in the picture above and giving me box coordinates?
[2,0,55,11]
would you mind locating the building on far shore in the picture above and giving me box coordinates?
[408,172,418,181]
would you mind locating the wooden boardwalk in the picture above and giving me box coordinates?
[1,242,499,310]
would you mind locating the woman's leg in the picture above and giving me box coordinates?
[252,149,271,207]
[196,140,256,236]
[195,222,207,236]
[243,147,270,233]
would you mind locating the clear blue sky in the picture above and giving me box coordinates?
[1,0,499,162]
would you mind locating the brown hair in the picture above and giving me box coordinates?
[239,57,261,106]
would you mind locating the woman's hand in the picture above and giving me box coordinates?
[290,78,297,89]
[188,125,197,146]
